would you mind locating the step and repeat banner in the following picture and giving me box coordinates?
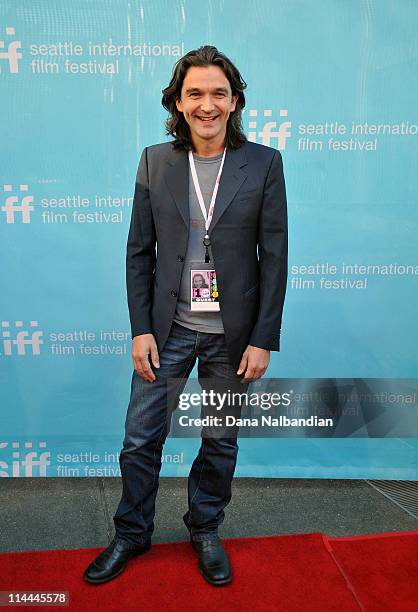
[1,1,417,479]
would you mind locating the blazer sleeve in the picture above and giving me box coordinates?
[248,149,288,352]
[126,147,157,339]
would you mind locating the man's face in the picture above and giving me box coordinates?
[175,65,238,145]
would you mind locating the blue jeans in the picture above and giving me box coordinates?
[113,321,248,545]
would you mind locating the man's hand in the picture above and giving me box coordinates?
[237,345,270,383]
[132,334,160,382]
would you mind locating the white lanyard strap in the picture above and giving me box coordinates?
[188,148,226,235]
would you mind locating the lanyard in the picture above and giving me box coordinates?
[188,148,226,262]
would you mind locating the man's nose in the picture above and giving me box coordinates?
[200,94,215,113]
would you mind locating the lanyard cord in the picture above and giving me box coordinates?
[188,148,227,238]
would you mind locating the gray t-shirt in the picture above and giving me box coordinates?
[173,151,225,333]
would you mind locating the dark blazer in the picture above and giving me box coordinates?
[126,138,288,371]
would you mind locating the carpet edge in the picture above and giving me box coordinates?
[327,528,418,542]
[322,534,365,612]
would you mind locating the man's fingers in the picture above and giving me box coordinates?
[140,355,156,381]
[243,364,265,381]
[150,345,160,369]
[237,354,248,375]
[243,373,255,381]
[131,334,159,381]
[238,346,270,383]
[134,361,144,377]
[243,365,256,381]
[247,366,267,381]
[132,353,156,382]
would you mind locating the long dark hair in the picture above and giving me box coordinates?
[162,45,247,151]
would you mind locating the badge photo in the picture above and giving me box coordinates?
[190,269,220,311]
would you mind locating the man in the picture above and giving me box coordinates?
[84,45,288,587]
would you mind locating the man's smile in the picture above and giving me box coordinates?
[195,115,220,122]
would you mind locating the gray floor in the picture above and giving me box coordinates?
[0,478,417,553]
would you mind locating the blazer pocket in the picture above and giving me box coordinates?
[244,283,259,299]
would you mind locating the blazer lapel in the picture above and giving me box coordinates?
[164,141,249,233]
[209,143,248,236]
[164,147,190,229]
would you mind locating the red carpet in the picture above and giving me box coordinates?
[0,530,417,611]
[325,530,418,612]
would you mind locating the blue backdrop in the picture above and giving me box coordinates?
[1,0,417,479]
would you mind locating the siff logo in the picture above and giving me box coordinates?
[0,441,51,476]
[0,27,22,74]
[1,184,34,223]
[245,108,292,150]
[1,321,43,355]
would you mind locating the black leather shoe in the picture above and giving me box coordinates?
[83,535,151,585]
[191,536,232,586]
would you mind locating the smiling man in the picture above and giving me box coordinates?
[84,45,288,587]
[175,63,237,154]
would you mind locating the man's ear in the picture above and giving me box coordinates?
[231,94,238,112]
[175,96,183,113]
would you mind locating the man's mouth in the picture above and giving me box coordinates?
[195,115,219,123]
